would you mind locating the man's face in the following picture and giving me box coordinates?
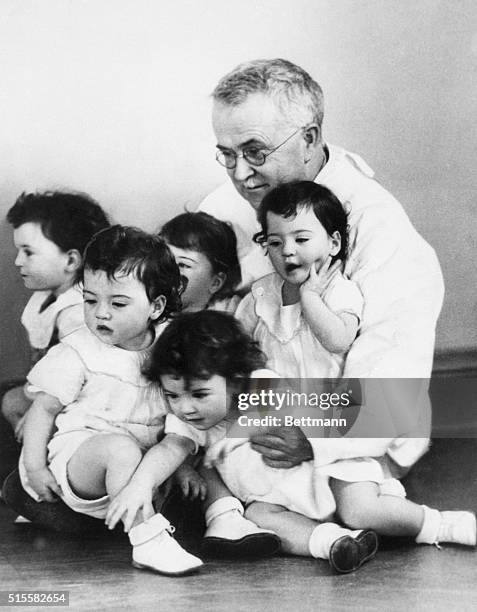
[213,93,310,210]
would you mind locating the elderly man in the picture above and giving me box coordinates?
[199,58,444,473]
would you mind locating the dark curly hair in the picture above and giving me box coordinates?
[146,310,266,383]
[160,212,241,301]
[7,190,110,256]
[254,181,349,265]
[82,225,182,321]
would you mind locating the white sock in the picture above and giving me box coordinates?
[415,505,440,544]
[205,496,243,526]
[416,505,476,546]
[308,523,361,560]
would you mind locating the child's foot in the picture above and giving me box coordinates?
[437,511,476,546]
[202,497,281,558]
[328,530,379,574]
[129,513,203,576]
[309,523,378,573]
[416,507,476,547]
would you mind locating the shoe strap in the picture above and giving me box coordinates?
[129,513,174,546]
[205,496,243,525]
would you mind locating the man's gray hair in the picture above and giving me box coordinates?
[212,58,324,128]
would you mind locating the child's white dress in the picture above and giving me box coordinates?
[164,371,404,524]
[19,326,167,517]
[235,272,364,378]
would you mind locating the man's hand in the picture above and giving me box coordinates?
[174,464,207,501]
[105,482,155,533]
[26,466,62,502]
[249,426,313,468]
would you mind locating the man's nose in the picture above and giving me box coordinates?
[14,252,24,266]
[232,155,254,181]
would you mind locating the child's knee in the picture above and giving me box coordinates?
[102,434,142,465]
[333,482,380,530]
[244,501,283,524]
[1,387,28,421]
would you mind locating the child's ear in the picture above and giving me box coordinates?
[150,295,166,321]
[65,249,82,273]
[329,231,341,256]
[209,272,226,296]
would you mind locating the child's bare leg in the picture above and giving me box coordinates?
[245,501,378,572]
[199,466,281,558]
[68,433,203,575]
[67,434,142,502]
[245,501,314,555]
[332,479,476,546]
[332,479,423,536]
[1,387,31,433]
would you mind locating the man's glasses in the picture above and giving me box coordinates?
[215,127,304,169]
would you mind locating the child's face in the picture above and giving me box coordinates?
[83,269,164,351]
[160,373,229,430]
[265,207,340,286]
[13,222,72,294]
[167,245,223,311]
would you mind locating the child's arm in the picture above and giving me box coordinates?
[300,258,358,353]
[22,392,64,502]
[105,433,195,532]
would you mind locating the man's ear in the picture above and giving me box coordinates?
[209,272,226,297]
[150,295,166,321]
[303,124,321,162]
[65,249,82,273]
[329,231,341,256]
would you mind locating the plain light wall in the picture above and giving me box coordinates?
[1,0,476,379]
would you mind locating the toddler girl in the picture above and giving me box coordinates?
[2,191,109,447]
[235,181,360,378]
[19,225,204,576]
[160,212,241,313]
[145,311,477,573]
[237,181,475,552]
[144,310,380,572]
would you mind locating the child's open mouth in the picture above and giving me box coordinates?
[96,325,113,334]
[285,263,301,274]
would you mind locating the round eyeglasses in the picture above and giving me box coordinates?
[215,127,304,169]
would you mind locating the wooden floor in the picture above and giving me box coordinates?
[1,438,476,612]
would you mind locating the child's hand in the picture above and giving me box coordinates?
[174,464,207,501]
[14,413,28,443]
[26,467,62,502]
[105,483,155,533]
[300,256,341,297]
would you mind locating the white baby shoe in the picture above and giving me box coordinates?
[129,513,203,576]
[202,496,280,558]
